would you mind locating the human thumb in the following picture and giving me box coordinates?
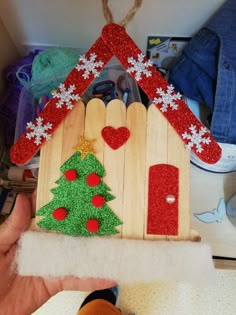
[0,194,32,254]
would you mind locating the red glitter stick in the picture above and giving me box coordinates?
[10,24,221,166]
[101,24,221,164]
[10,37,113,165]
[147,164,179,235]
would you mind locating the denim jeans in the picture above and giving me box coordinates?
[169,0,236,145]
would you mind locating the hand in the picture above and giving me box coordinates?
[0,193,115,315]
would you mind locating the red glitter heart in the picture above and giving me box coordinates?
[101,126,130,150]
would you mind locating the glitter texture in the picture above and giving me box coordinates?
[147,164,179,235]
[74,136,96,159]
[11,24,221,166]
[101,126,130,150]
[10,36,113,166]
[52,83,80,110]
[182,125,211,153]
[36,151,122,236]
[101,23,221,164]
[26,117,52,145]
[126,53,152,81]
[153,85,181,112]
[75,52,104,79]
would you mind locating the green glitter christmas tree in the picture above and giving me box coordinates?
[36,137,122,236]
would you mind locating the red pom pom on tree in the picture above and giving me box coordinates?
[86,218,99,233]
[86,172,101,186]
[64,169,77,181]
[52,207,67,221]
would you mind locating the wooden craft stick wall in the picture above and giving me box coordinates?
[34,99,191,240]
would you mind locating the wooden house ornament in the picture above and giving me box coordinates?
[12,23,221,283]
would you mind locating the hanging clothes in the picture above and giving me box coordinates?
[169,0,236,145]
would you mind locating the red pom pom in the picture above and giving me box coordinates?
[91,195,105,207]
[86,218,99,233]
[64,169,77,181]
[52,208,67,220]
[86,172,101,186]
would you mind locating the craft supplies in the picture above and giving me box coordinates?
[0,50,40,144]
[0,178,36,193]
[14,48,80,144]
[83,61,141,105]
[8,166,37,181]
[36,90,55,115]
[117,74,130,105]
[91,76,132,105]
[92,79,116,103]
[30,47,80,98]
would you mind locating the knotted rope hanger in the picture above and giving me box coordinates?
[102,0,143,27]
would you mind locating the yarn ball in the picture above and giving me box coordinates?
[30,47,80,98]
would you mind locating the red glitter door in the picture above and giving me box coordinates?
[147,164,179,235]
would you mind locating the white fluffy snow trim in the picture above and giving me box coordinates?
[16,231,216,284]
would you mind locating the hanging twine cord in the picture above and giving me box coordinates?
[102,0,143,27]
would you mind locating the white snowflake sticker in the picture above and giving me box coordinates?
[52,83,80,110]
[127,53,152,81]
[182,125,211,153]
[26,117,52,145]
[153,85,182,112]
[75,52,104,79]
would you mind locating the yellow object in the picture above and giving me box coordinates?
[77,299,122,315]
[73,136,96,160]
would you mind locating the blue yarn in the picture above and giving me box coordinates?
[29,47,80,98]
[15,64,32,87]
[14,47,80,142]
[0,47,80,144]
[0,50,40,144]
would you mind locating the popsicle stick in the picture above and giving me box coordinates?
[31,115,65,230]
[167,122,190,240]
[84,98,106,164]
[144,105,168,240]
[103,99,126,237]
[122,102,147,239]
[61,101,85,164]
[36,124,64,210]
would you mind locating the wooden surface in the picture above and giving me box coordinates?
[122,102,147,239]
[103,100,126,237]
[144,104,190,240]
[34,99,192,240]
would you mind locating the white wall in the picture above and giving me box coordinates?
[0,0,225,53]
